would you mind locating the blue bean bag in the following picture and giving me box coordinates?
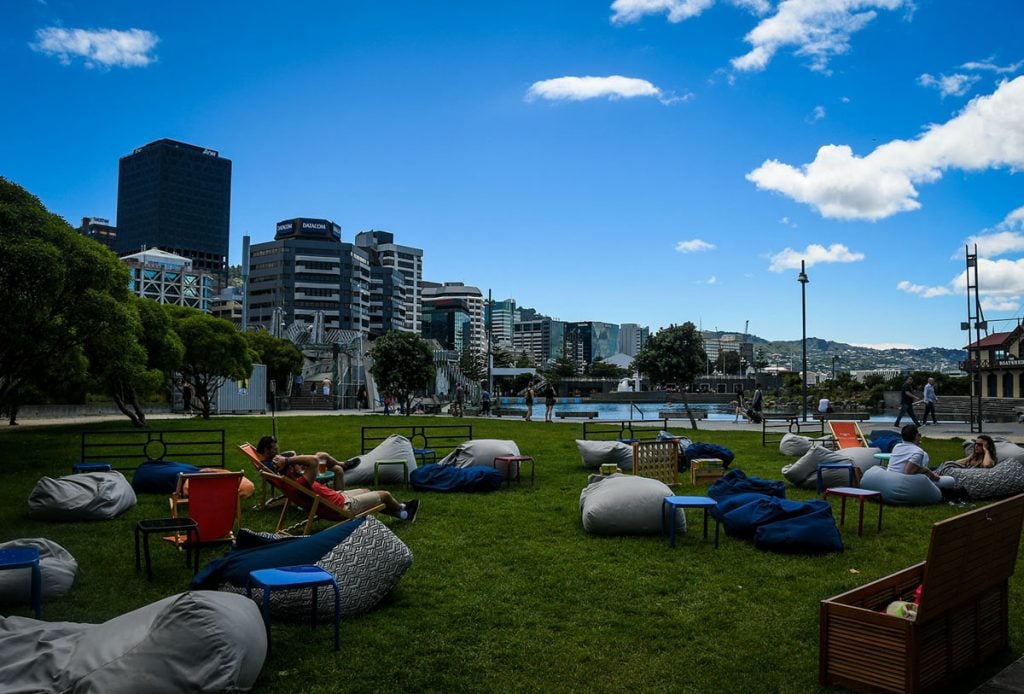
[708,469,786,501]
[754,501,843,554]
[410,464,504,492]
[710,492,777,521]
[131,461,201,494]
[719,496,810,539]
[868,431,902,453]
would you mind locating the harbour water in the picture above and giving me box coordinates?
[495,398,894,422]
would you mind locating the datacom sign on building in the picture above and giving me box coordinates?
[275,218,341,241]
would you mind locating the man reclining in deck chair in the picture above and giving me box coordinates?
[255,436,419,522]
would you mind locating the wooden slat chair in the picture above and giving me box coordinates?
[827,420,870,449]
[238,442,285,510]
[165,471,243,548]
[258,469,384,536]
[631,440,678,486]
[820,494,1024,693]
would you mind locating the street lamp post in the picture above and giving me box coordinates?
[798,260,809,422]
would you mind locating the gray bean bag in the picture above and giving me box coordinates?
[781,446,882,489]
[219,515,413,619]
[342,434,418,486]
[579,474,685,536]
[860,465,943,505]
[0,591,266,693]
[28,471,137,521]
[779,433,815,457]
[575,439,634,471]
[438,439,522,478]
[0,538,77,604]
[935,459,1024,500]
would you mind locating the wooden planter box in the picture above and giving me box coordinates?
[819,494,1024,693]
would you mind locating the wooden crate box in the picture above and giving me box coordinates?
[819,494,1024,693]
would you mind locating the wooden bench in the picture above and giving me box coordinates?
[762,415,822,446]
[555,410,599,419]
[820,494,1024,693]
[360,424,473,461]
[813,412,871,422]
[79,429,226,472]
[494,408,527,417]
[583,420,690,443]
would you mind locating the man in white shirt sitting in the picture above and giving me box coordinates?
[888,424,955,490]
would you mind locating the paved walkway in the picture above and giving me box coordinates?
[4,409,1019,442]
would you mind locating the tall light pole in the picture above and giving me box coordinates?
[798,260,809,422]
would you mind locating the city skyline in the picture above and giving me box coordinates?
[5,1,1023,350]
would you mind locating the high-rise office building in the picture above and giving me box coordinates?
[76,217,117,250]
[247,218,344,332]
[565,321,619,370]
[513,316,565,364]
[121,247,214,312]
[488,298,517,348]
[115,139,231,279]
[618,323,649,356]
[422,282,485,356]
[354,231,423,333]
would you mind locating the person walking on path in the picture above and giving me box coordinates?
[922,377,938,425]
[543,383,557,422]
[894,376,922,428]
[182,381,194,416]
[480,388,491,416]
[524,386,534,422]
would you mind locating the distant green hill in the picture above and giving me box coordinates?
[742,335,965,373]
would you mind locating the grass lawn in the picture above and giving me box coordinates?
[0,415,1019,692]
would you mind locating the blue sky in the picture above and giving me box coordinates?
[4,1,1023,351]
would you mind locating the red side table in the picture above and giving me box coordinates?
[492,455,534,487]
[824,487,883,536]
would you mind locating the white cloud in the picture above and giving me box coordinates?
[807,105,826,122]
[525,75,686,105]
[999,206,1024,230]
[707,275,719,284]
[731,0,908,73]
[675,238,716,253]
[981,297,1021,312]
[609,0,771,24]
[961,58,1024,75]
[746,76,1024,220]
[963,231,1024,259]
[30,27,159,68]
[918,72,980,97]
[767,243,864,272]
[896,280,953,298]
[951,257,1024,296]
[779,216,797,227]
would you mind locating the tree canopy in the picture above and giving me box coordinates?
[166,305,254,418]
[631,322,706,428]
[244,330,303,398]
[369,330,435,415]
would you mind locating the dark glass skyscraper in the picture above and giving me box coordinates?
[115,139,231,278]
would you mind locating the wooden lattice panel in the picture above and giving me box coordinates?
[632,441,678,485]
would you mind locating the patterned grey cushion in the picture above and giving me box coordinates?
[223,515,412,619]
[936,459,1024,500]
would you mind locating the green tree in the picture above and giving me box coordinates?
[369,330,436,416]
[459,345,486,383]
[0,178,160,424]
[166,306,254,418]
[588,358,627,378]
[632,322,706,428]
[550,355,576,377]
[84,295,184,427]
[244,330,303,399]
[714,351,742,375]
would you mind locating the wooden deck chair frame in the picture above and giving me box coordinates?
[632,440,679,485]
[238,442,286,510]
[827,420,869,449]
[166,471,243,548]
[258,469,384,536]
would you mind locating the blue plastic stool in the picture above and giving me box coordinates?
[0,547,42,617]
[816,462,855,493]
[662,496,720,549]
[72,463,112,474]
[247,565,340,655]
